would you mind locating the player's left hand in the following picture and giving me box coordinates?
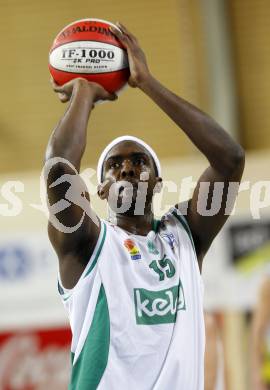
[110,22,151,88]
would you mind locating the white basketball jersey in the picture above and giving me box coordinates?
[58,207,205,389]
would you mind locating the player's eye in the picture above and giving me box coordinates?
[110,162,120,169]
[134,158,146,166]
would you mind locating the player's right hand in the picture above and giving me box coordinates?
[50,77,118,104]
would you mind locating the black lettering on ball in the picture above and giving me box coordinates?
[107,51,114,59]
[99,50,106,59]
[89,50,97,58]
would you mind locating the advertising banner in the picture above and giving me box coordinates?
[0,327,71,390]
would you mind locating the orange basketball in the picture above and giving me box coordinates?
[49,18,130,93]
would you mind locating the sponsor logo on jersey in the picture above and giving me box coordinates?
[124,239,141,260]
[134,282,186,325]
[161,232,177,251]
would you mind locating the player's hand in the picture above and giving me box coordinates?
[110,22,151,88]
[50,77,118,103]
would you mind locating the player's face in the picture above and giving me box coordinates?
[102,141,161,213]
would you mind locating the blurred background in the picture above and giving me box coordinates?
[1,0,270,389]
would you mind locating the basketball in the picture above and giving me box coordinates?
[49,18,130,93]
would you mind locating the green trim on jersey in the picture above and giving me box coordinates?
[85,222,107,278]
[58,281,72,301]
[172,210,196,253]
[63,293,72,302]
[69,284,110,390]
[152,218,161,233]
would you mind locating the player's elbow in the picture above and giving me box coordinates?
[233,144,245,165]
[226,144,245,176]
[45,142,61,162]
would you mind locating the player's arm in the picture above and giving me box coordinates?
[251,278,270,390]
[46,78,117,288]
[111,23,245,267]
[137,76,244,266]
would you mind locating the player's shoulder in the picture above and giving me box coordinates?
[159,205,196,249]
[161,204,190,233]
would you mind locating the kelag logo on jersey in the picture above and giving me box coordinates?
[134,282,186,325]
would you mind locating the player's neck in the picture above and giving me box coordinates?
[111,211,154,236]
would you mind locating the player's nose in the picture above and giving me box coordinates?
[120,159,135,179]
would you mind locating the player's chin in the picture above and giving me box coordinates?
[107,186,153,215]
[124,187,149,204]
[120,191,151,215]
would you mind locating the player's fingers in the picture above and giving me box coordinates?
[89,83,117,102]
[105,92,118,101]
[50,76,57,86]
[116,22,129,35]
[109,25,122,38]
[50,77,61,91]
[58,92,69,103]
[51,80,64,93]
[56,92,63,99]
[110,25,131,48]
[116,22,138,43]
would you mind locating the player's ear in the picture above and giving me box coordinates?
[153,177,163,194]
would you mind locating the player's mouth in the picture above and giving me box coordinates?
[117,179,140,192]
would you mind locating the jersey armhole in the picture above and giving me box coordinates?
[171,207,203,278]
[171,207,196,253]
[58,220,107,300]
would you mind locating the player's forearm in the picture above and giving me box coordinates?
[140,75,244,176]
[46,81,94,171]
